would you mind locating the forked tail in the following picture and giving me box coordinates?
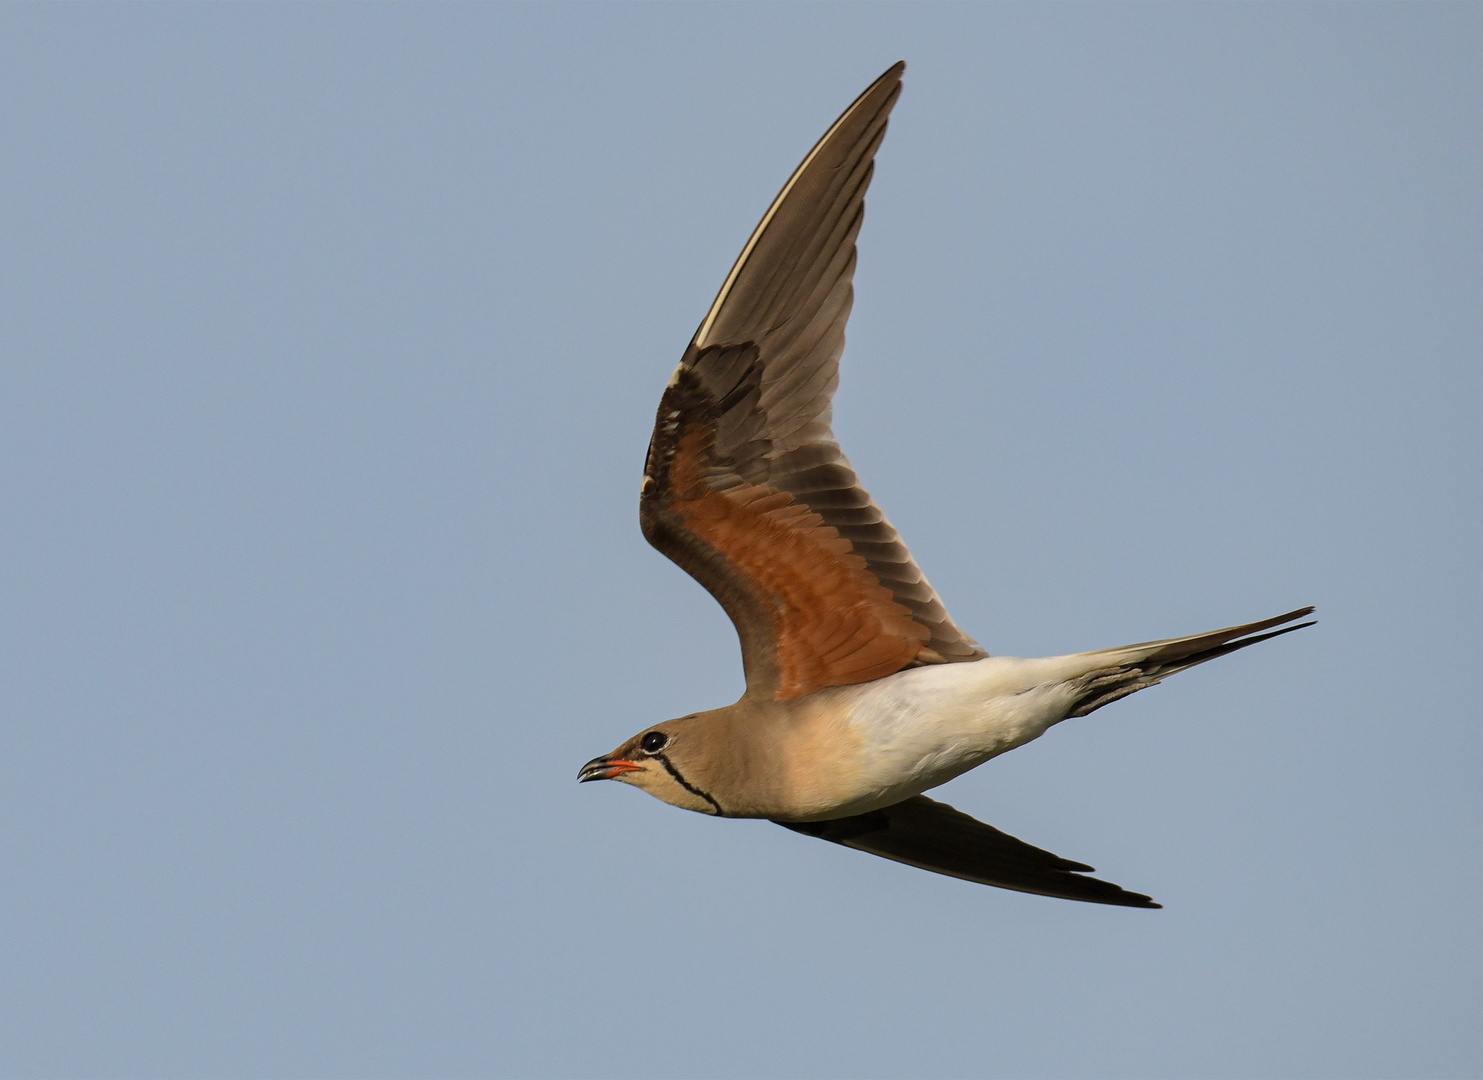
[1067,606,1315,718]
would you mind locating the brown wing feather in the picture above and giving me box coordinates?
[642,364,928,698]
[641,62,985,701]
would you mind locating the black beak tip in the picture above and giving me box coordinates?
[578,756,610,783]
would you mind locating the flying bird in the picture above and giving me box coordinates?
[579,61,1312,908]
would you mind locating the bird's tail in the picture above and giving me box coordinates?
[1065,606,1315,718]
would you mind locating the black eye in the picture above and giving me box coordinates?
[640,731,668,754]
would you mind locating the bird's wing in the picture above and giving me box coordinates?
[640,62,986,702]
[777,795,1161,908]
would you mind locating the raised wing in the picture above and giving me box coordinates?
[777,796,1161,908]
[640,61,985,701]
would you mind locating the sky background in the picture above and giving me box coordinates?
[1,5,1479,1078]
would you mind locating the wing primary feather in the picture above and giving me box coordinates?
[641,63,986,700]
[695,63,905,348]
[777,796,1161,908]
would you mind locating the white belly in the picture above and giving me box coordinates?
[819,654,1090,817]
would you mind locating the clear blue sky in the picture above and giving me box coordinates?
[1,5,1479,1077]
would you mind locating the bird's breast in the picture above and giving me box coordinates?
[769,656,1082,821]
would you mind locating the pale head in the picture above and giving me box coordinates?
[577,716,723,816]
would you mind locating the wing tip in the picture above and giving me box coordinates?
[1063,870,1162,909]
[1114,888,1162,910]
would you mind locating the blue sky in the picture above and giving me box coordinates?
[1,5,1479,1077]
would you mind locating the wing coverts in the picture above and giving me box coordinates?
[640,62,984,700]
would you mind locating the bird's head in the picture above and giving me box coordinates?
[578,716,723,816]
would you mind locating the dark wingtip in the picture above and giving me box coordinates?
[1105,889,1161,909]
[868,61,906,92]
[1099,886,1161,909]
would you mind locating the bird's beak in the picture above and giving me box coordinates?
[578,756,642,783]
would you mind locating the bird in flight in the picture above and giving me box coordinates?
[579,61,1312,908]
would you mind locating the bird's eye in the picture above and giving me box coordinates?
[640,731,668,754]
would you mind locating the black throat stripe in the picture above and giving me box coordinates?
[655,754,724,816]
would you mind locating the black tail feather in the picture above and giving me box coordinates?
[1068,607,1315,719]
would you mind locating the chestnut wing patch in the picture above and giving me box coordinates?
[638,64,985,700]
[643,360,934,700]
